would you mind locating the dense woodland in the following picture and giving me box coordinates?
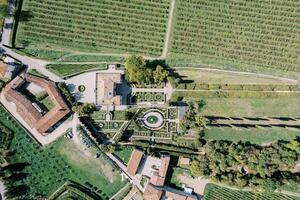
[191,139,300,192]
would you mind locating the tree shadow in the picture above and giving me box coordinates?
[5,184,30,198]
[19,10,33,22]
[2,162,30,172]
[4,172,28,181]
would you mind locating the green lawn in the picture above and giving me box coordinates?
[201,98,300,117]
[170,167,191,188]
[46,63,107,78]
[40,95,55,110]
[59,54,125,63]
[0,105,127,199]
[204,127,300,145]
[0,0,8,22]
[113,146,133,165]
[28,69,48,79]
[19,48,67,61]
[176,68,295,85]
[202,184,298,200]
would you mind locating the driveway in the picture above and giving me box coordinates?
[0,180,5,200]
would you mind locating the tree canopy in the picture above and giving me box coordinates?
[190,140,300,191]
[125,55,150,84]
[73,103,96,117]
[125,55,169,85]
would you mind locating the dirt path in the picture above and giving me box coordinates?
[0,180,5,200]
[160,0,176,59]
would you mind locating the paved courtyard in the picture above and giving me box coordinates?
[66,71,97,104]
[137,156,161,177]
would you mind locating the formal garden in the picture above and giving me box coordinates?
[126,107,178,140]
[90,111,128,139]
[89,107,178,142]
[131,92,166,104]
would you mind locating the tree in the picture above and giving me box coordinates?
[153,65,169,84]
[190,159,210,177]
[108,145,116,153]
[195,116,208,127]
[57,82,75,105]
[125,111,134,120]
[73,103,96,116]
[124,55,150,84]
[286,140,300,153]
[197,99,207,113]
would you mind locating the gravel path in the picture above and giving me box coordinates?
[0,180,5,200]
[160,0,176,59]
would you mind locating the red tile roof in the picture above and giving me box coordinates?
[3,73,70,133]
[143,184,163,200]
[150,155,170,186]
[127,149,144,176]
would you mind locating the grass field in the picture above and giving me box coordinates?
[16,0,171,58]
[0,0,7,24]
[28,69,48,79]
[176,69,297,85]
[202,184,297,200]
[204,127,300,144]
[58,54,125,63]
[170,0,300,72]
[113,146,133,165]
[170,167,191,188]
[201,98,300,117]
[0,105,126,199]
[46,63,107,78]
[40,95,55,110]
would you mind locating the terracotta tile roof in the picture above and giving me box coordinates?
[143,184,163,200]
[150,155,170,186]
[0,61,8,77]
[164,190,188,200]
[179,157,190,165]
[3,73,71,134]
[127,149,143,176]
[96,73,121,106]
[163,186,198,200]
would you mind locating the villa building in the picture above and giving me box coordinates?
[96,72,122,106]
